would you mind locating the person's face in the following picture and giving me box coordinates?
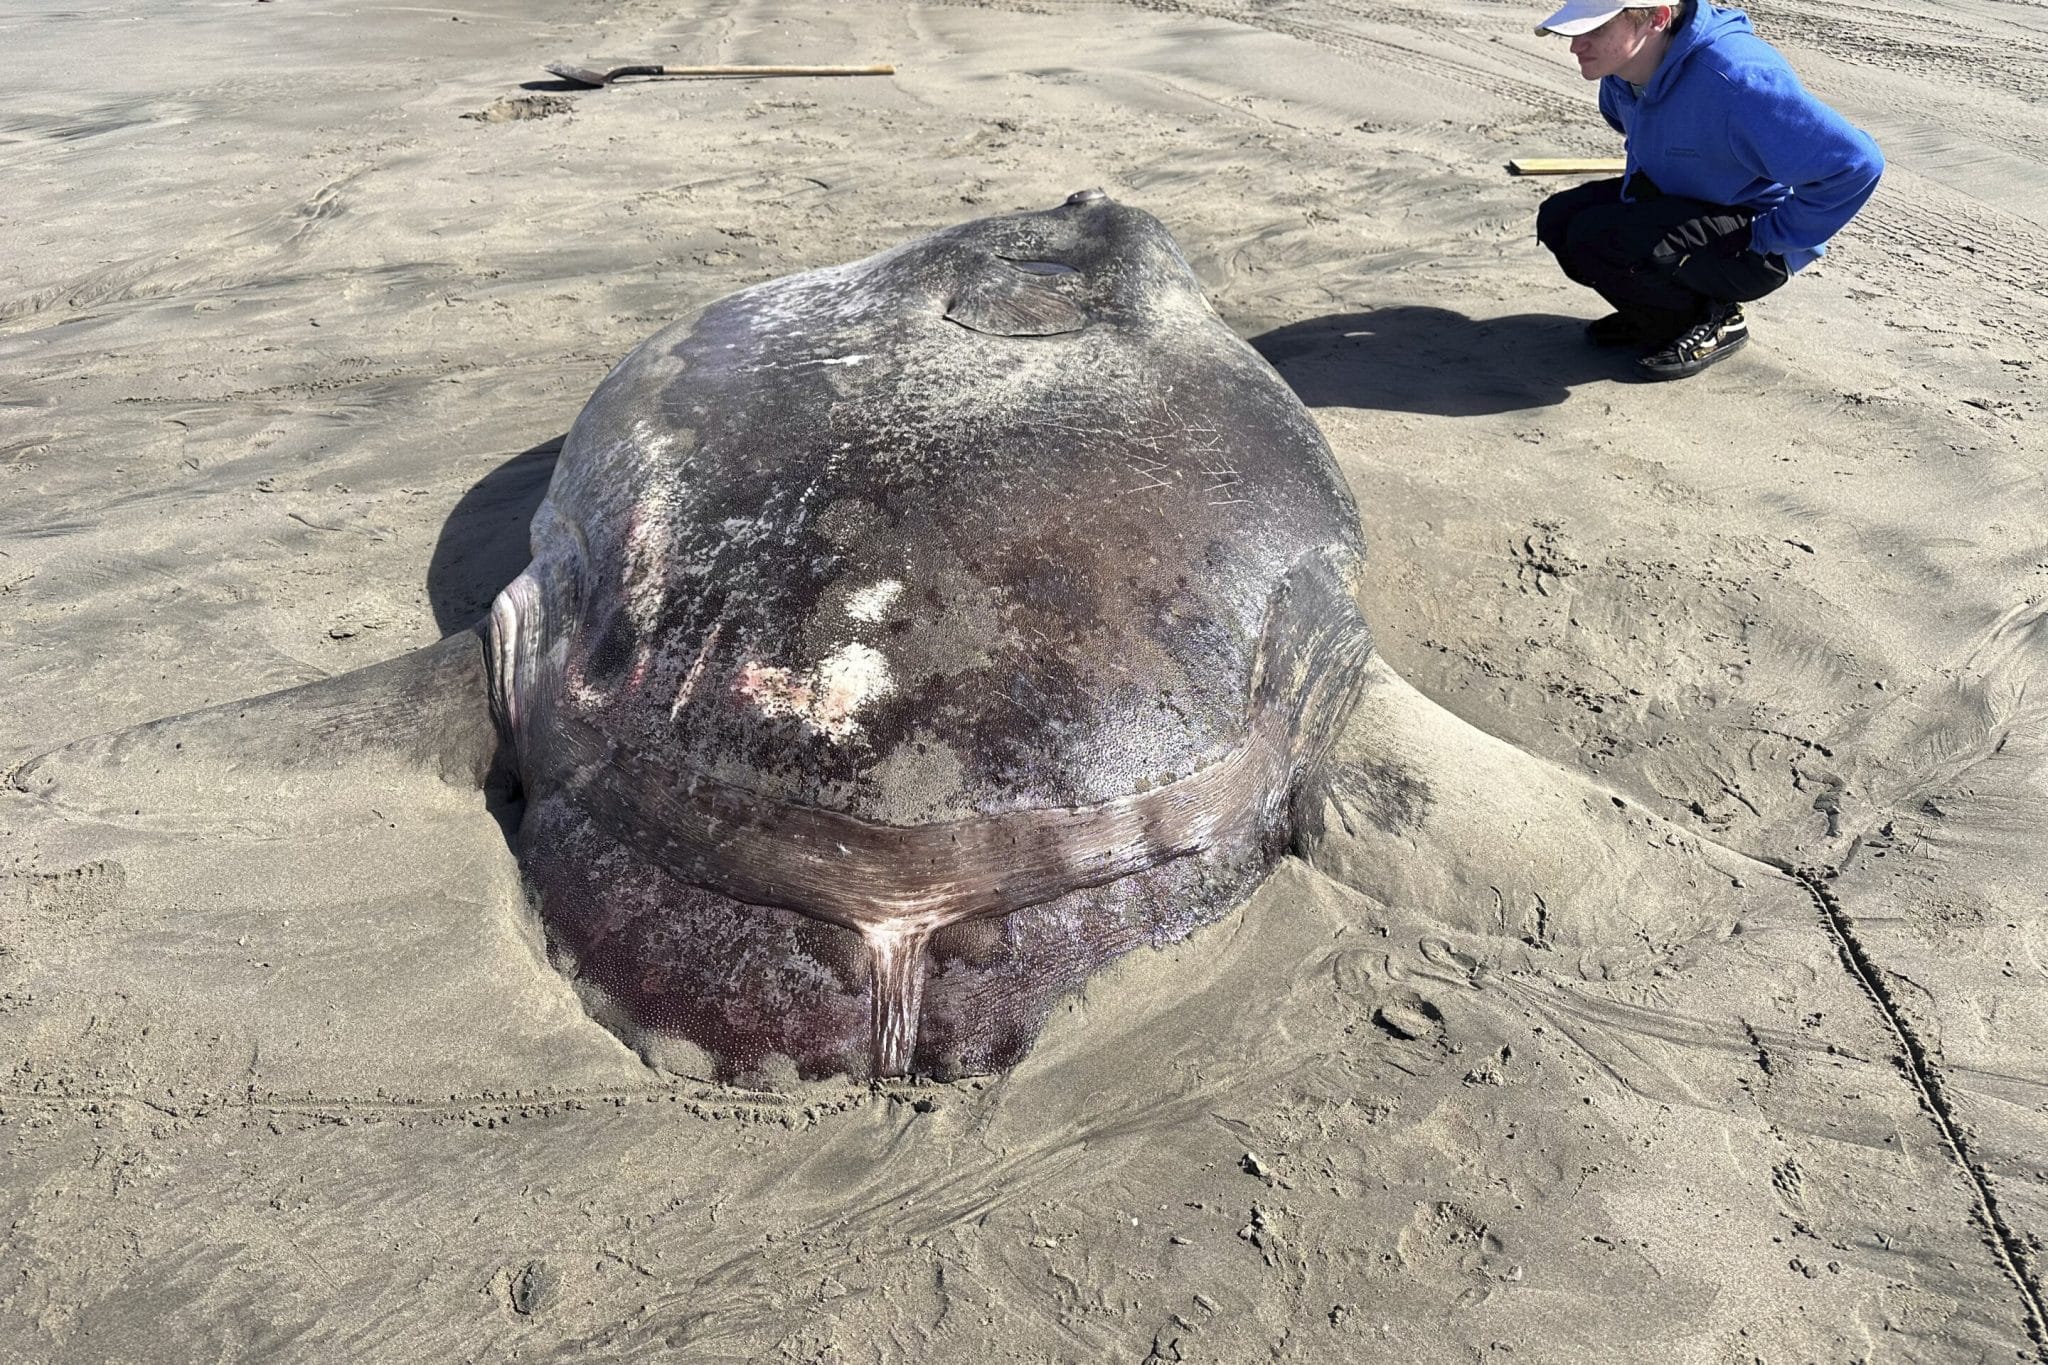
[1567,11,1668,83]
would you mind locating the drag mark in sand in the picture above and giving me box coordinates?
[1779,860,2048,1357]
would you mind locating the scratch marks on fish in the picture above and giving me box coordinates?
[670,621,727,722]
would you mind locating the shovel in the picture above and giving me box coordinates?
[546,60,895,87]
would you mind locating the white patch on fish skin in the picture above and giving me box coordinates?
[567,669,609,713]
[735,642,895,741]
[752,353,873,373]
[846,580,903,624]
[816,643,894,721]
[620,500,672,638]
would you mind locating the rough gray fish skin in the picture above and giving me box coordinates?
[487,190,1373,1083]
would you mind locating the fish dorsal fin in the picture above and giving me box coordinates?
[943,257,1087,337]
[9,630,502,835]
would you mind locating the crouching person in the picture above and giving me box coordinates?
[1533,1,1883,380]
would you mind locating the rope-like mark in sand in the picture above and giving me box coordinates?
[1774,859,2048,1357]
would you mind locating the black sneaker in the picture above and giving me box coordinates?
[1584,311,1651,347]
[1636,303,1748,381]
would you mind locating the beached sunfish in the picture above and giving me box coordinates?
[20,191,1377,1084]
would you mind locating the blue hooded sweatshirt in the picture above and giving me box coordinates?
[1598,2,1884,272]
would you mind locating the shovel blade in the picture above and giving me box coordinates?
[544,60,659,87]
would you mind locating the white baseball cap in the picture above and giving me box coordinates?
[1534,1,1669,36]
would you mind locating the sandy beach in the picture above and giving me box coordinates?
[3,0,2046,1359]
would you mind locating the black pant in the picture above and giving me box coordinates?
[1536,175,1790,339]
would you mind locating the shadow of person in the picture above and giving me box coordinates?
[426,435,563,634]
[1249,307,1634,417]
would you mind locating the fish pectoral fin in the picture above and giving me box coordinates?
[1304,657,1774,952]
[943,273,1088,337]
[9,628,505,833]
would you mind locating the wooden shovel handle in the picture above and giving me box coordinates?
[1507,157,1627,176]
[646,63,895,77]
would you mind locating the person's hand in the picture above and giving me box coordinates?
[1709,219,1755,257]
